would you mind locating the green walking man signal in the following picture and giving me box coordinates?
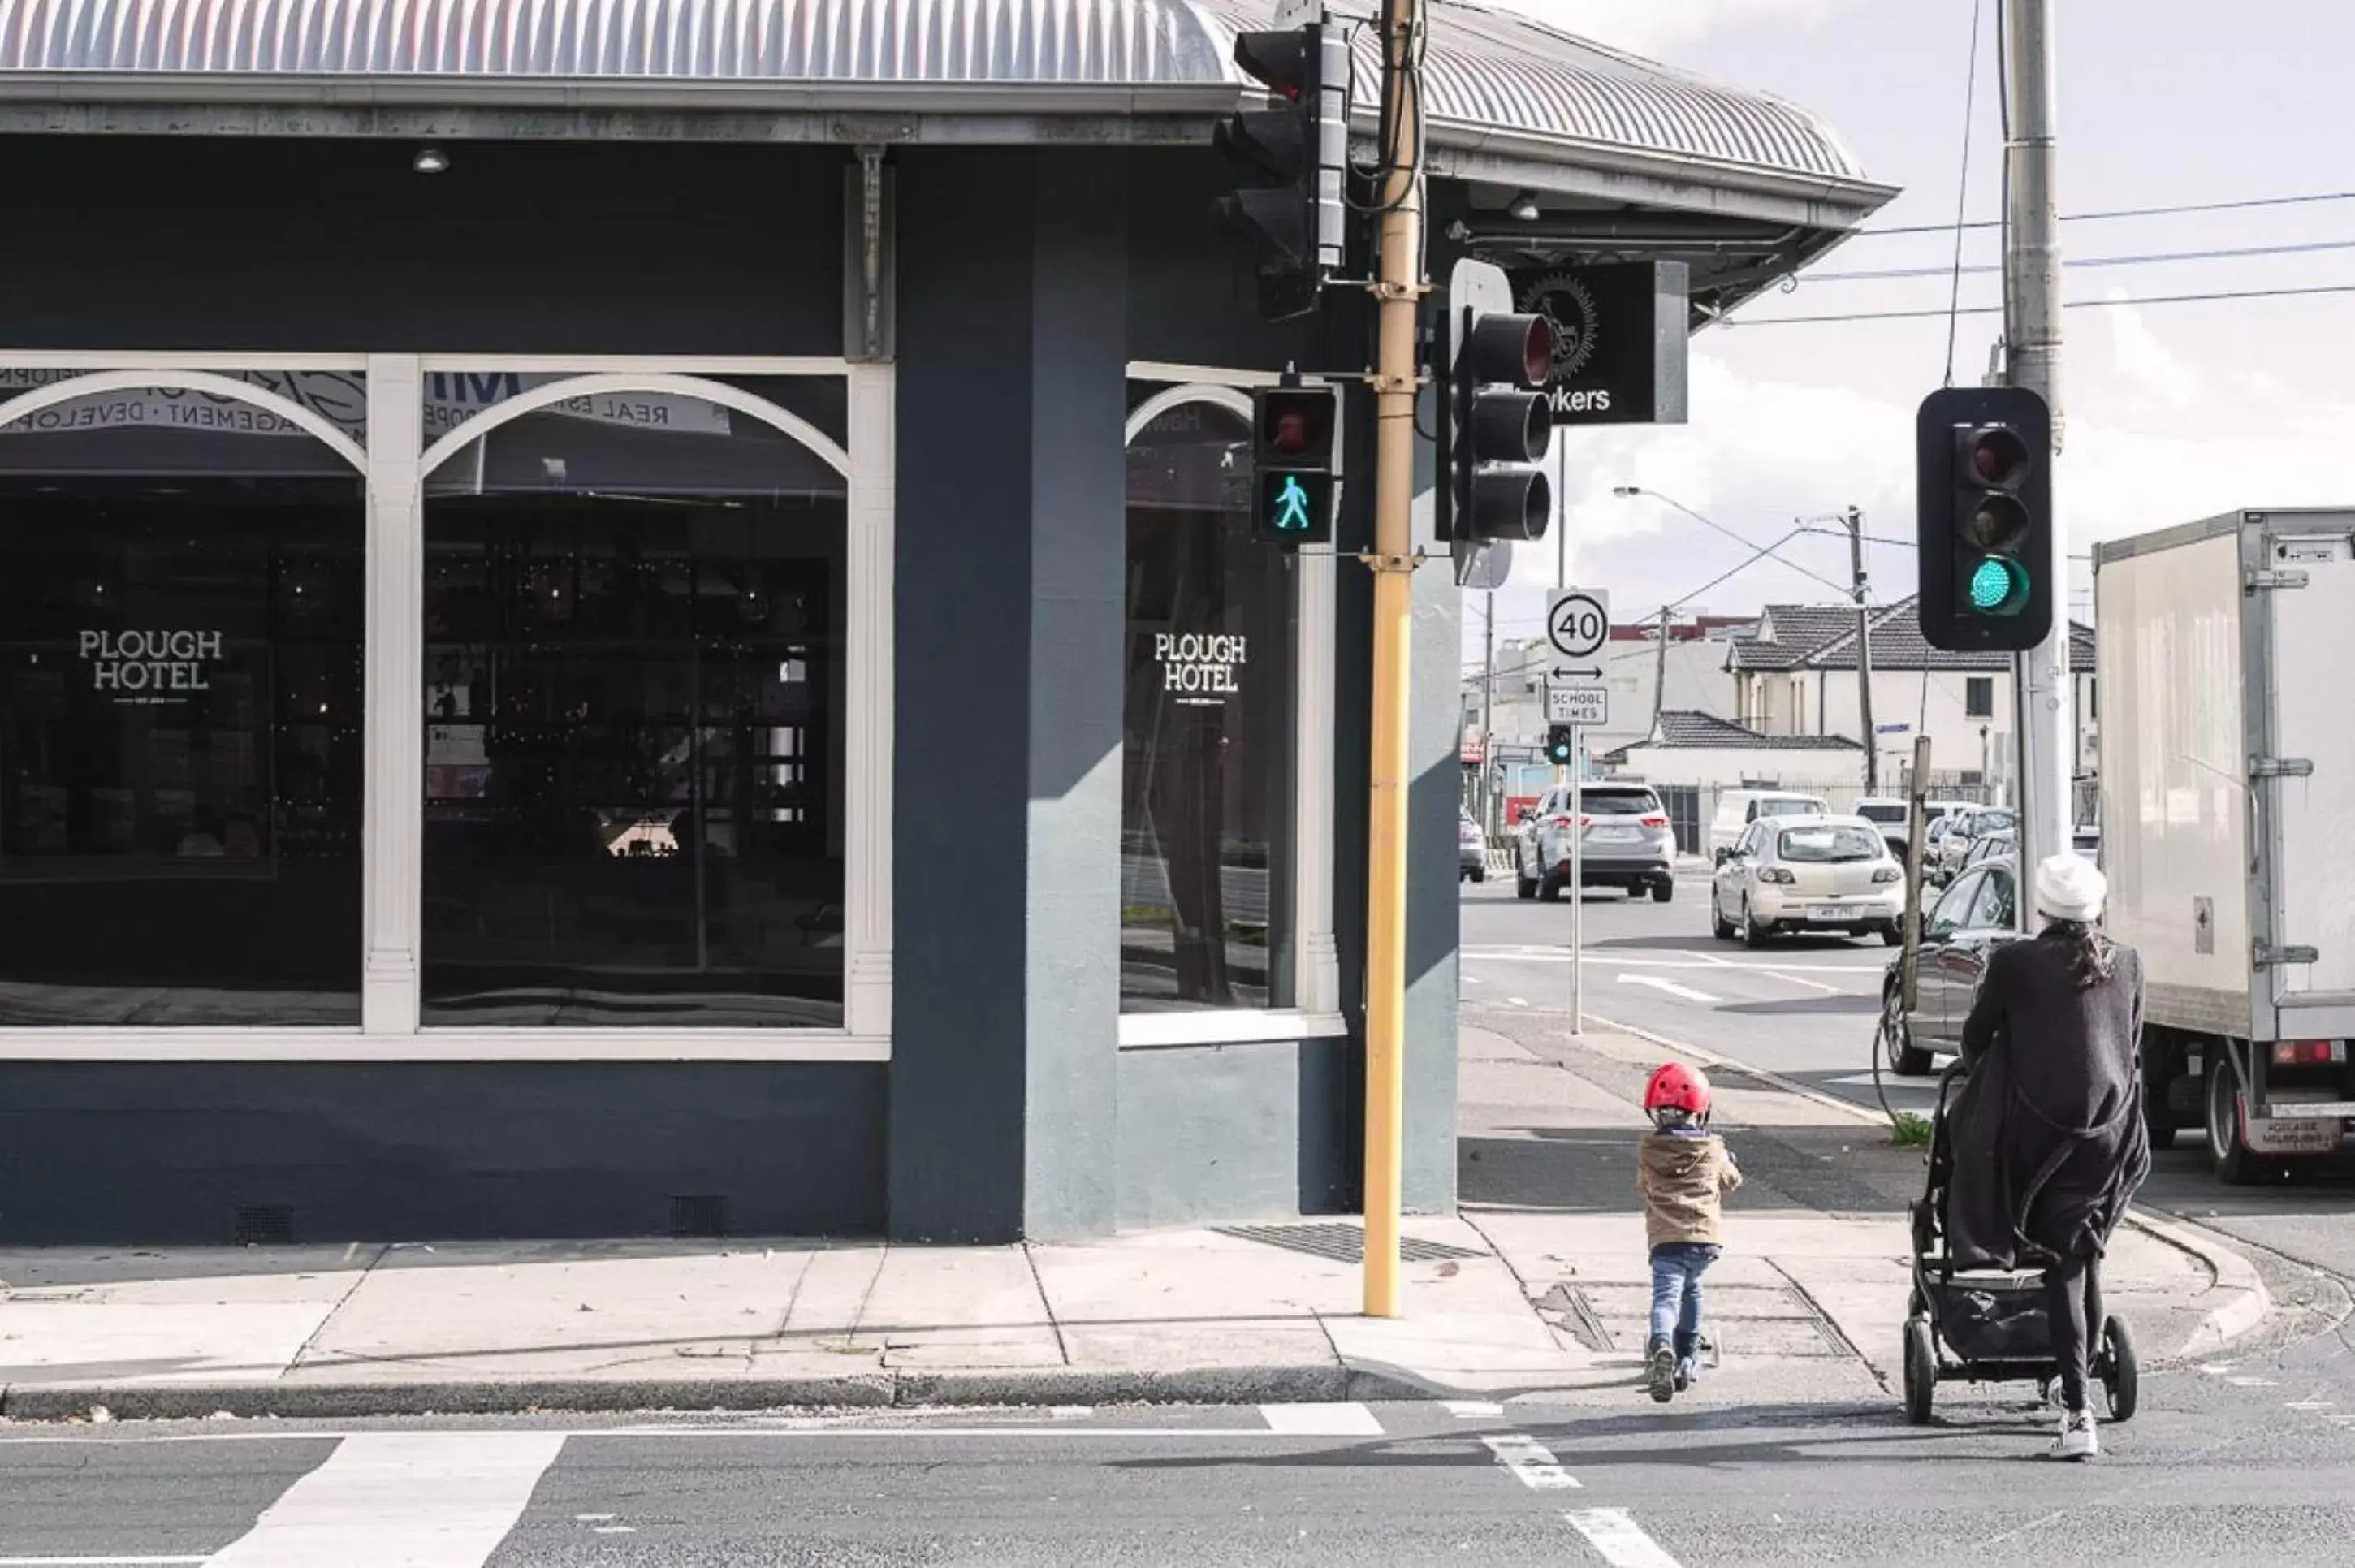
[1251,381,1338,547]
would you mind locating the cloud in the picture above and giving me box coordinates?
[1493,0,1860,55]
[2100,290,2202,410]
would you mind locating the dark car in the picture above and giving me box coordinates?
[1878,857,2020,1075]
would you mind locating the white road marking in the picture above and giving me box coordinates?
[1463,948,1882,976]
[1480,1432,1579,1490]
[0,1558,206,1566]
[1764,970,1843,994]
[1615,974,1722,1004]
[1508,996,1530,1007]
[2288,1399,2334,1410]
[1441,1400,1504,1418]
[1260,1403,1383,1436]
[206,1432,565,1567]
[2227,1376,2279,1388]
[1564,1508,1683,1568]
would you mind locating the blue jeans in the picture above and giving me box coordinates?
[1649,1242,1722,1359]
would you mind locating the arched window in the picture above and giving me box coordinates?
[1122,394,1297,1012]
[417,375,850,1028]
[0,370,369,1026]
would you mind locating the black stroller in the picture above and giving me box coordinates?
[1903,1062,2139,1424]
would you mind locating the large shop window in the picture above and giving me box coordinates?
[420,381,848,1028]
[1122,401,1297,1012]
[0,371,368,1026]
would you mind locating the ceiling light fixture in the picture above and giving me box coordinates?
[413,147,450,175]
[1508,191,1540,222]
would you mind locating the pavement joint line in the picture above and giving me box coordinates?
[1562,1507,1684,1568]
[1587,1011,2277,1363]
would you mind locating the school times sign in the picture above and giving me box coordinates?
[1511,261,1691,427]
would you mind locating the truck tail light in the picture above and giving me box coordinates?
[2272,1039,2343,1066]
[1550,814,1575,830]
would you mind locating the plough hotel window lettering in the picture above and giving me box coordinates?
[1121,402,1297,1011]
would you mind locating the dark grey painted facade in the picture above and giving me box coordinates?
[0,136,1466,1245]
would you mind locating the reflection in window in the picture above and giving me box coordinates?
[421,387,847,1027]
[1121,401,1297,1011]
[0,374,366,1025]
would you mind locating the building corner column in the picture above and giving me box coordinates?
[845,361,897,1043]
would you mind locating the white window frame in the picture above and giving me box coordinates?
[1118,369,1343,1048]
[0,351,891,1061]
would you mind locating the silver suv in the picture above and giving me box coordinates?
[1515,783,1676,904]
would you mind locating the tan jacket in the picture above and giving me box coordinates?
[1638,1131,1742,1249]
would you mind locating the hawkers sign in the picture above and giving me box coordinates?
[79,629,227,702]
[1512,261,1690,427]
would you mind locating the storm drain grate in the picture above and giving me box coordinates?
[670,1194,731,1238]
[1214,1221,1486,1266]
[232,1205,295,1246]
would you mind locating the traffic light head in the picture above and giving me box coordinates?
[1545,724,1577,766]
[1916,387,2053,652]
[1213,25,1350,322]
[1250,383,1338,547]
[1443,309,1558,545]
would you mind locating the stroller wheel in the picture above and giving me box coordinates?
[1903,1318,1937,1425]
[2102,1317,2138,1423]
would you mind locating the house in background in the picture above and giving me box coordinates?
[1599,711,1863,854]
[1463,614,1753,762]
[1726,597,2097,793]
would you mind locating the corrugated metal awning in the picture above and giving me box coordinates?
[0,0,1884,198]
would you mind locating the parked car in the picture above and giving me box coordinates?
[1710,814,1906,946]
[1854,797,1911,857]
[2072,823,2100,862]
[1459,810,1487,883]
[1960,826,2016,875]
[1935,806,2017,881]
[1878,856,2020,1074]
[1706,788,1830,859]
[1515,781,1676,903]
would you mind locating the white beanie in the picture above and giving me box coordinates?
[2033,853,2107,923]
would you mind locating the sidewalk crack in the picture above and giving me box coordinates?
[1021,1244,1071,1368]
[287,1242,392,1376]
[1765,1255,1886,1393]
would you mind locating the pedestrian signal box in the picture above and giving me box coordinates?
[1251,382,1338,547]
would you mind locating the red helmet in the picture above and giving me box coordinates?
[1644,1062,1713,1117]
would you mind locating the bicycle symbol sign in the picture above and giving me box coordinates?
[1545,589,1610,660]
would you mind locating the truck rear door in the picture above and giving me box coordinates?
[2261,524,2355,1014]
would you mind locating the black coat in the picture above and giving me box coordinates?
[1944,930,2150,1271]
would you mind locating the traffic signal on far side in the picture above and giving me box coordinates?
[1545,724,1577,767]
[1251,382,1338,546]
[1437,308,1558,544]
[1214,24,1350,322]
[1916,386,2054,652]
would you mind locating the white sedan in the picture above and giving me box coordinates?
[1711,814,1908,947]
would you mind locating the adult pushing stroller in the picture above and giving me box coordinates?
[1902,1062,2138,1425]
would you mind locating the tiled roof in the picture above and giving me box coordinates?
[1724,604,1856,670]
[1799,596,2096,673]
[1640,710,1861,750]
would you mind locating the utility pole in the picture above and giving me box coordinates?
[2004,0,2070,888]
[1847,505,1878,793]
[1651,604,1670,733]
[1360,0,1424,1321]
[1480,590,1497,834]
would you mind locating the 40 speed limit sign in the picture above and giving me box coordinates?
[1545,588,1610,664]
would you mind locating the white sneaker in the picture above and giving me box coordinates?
[2052,1410,2098,1461]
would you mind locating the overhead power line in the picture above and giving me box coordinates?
[1809,235,2355,285]
[1852,188,2355,239]
[1724,280,2355,328]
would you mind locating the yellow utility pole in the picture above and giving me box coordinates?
[1361,0,1424,1320]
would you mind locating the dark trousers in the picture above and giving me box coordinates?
[2043,1254,2104,1413]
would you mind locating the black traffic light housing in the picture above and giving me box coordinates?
[1916,386,2054,652]
[1250,381,1338,546]
[1545,724,1577,767]
[1436,306,1557,545]
[1214,24,1350,322]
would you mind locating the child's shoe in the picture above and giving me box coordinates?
[1647,1337,1677,1403]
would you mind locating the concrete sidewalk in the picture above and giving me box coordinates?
[0,1022,2266,1421]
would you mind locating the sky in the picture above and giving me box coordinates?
[1469,0,2355,656]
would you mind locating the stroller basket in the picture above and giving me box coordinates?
[1923,1275,2051,1365]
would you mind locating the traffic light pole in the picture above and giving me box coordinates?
[1360,0,1424,1320]
[2003,0,2071,890]
[1847,507,1878,795]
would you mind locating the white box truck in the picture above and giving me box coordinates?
[2096,508,2355,1183]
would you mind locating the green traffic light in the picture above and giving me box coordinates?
[1968,555,2028,613]
[1271,474,1314,532]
